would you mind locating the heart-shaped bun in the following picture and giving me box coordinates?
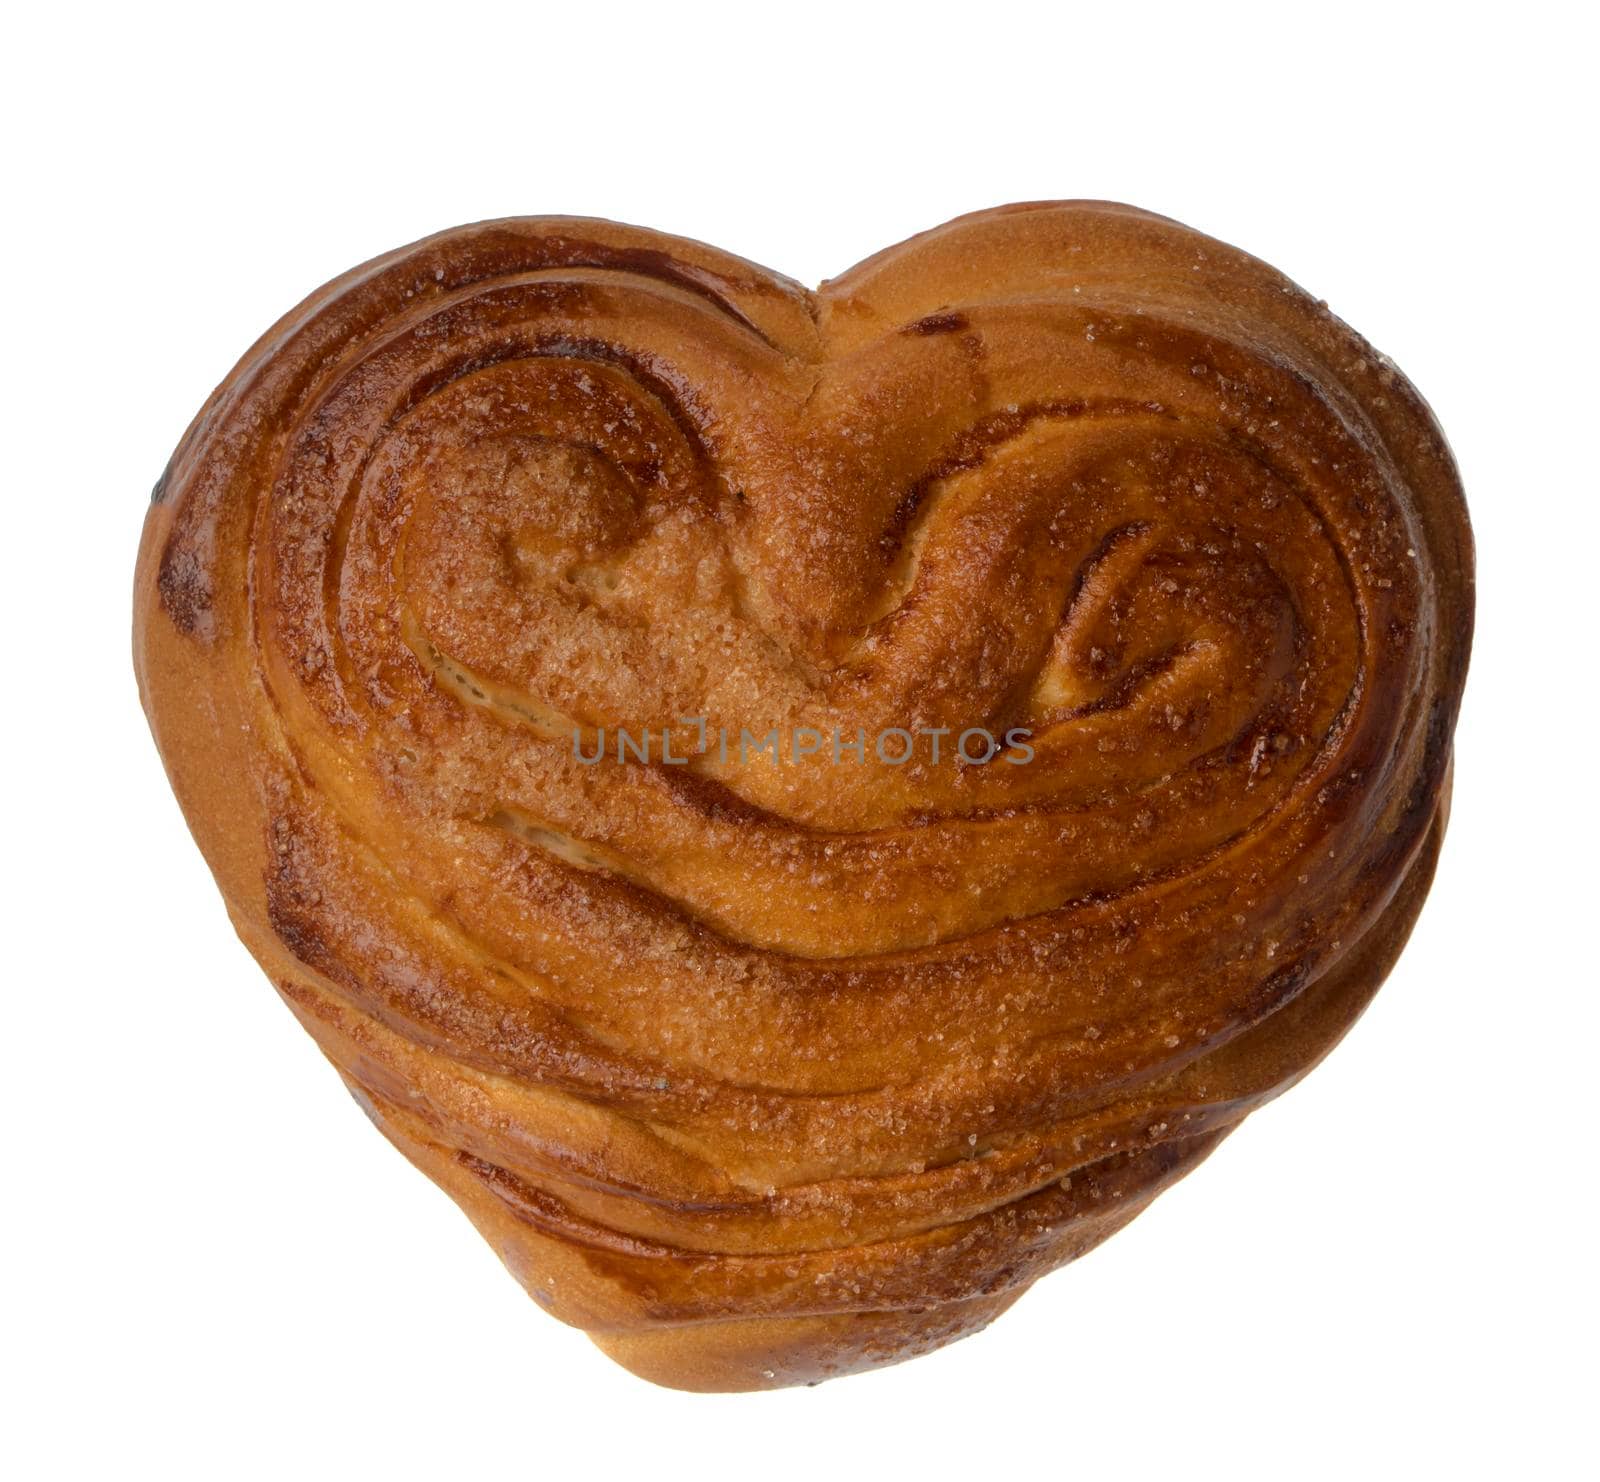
[135,203,1472,1389]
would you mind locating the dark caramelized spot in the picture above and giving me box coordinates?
[904,310,969,336]
[156,539,212,634]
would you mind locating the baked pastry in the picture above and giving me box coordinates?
[134,202,1473,1390]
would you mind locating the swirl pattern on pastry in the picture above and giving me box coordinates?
[134,202,1473,1389]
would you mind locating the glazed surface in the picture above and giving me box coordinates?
[134,203,1473,1389]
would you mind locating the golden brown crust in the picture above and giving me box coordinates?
[133,203,1473,1389]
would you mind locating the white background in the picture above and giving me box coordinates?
[4,4,1594,1478]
